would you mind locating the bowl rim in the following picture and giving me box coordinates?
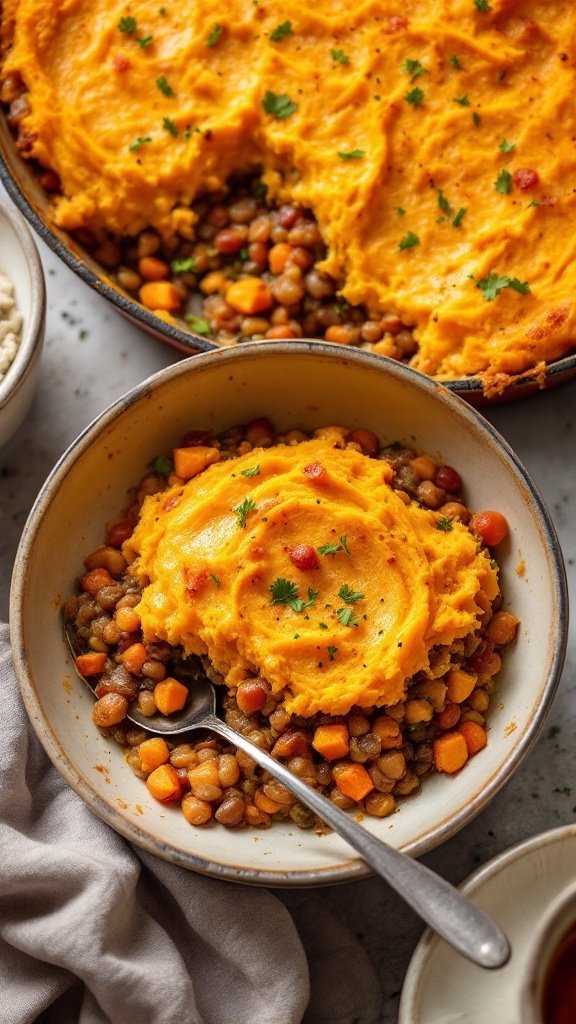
[2,147,576,397]
[0,196,46,412]
[9,341,569,885]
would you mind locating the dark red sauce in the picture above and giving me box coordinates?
[542,923,576,1024]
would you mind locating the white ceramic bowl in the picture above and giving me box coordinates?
[0,199,45,447]
[10,343,568,885]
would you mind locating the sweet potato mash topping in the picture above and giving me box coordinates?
[5,0,575,384]
[125,439,498,717]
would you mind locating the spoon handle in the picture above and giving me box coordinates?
[202,713,509,970]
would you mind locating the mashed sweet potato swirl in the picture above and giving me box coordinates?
[4,0,576,385]
[125,440,498,717]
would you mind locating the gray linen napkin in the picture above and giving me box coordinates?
[0,625,382,1024]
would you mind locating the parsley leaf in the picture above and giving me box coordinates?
[527,199,540,208]
[475,272,531,301]
[437,188,451,214]
[405,87,425,106]
[338,584,364,603]
[211,573,221,588]
[149,454,173,477]
[318,535,350,556]
[270,20,292,41]
[398,231,420,251]
[262,91,298,119]
[129,136,152,152]
[474,0,492,10]
[185,314,211,335]
[452,207,467,228]
[171,256,197,273]
[163,116,178,137]
[327,645,338,661]
[450,55,461,69]
[206,23,223,47]
[499,138,516,154]
[436,516,454,532]
[495,169,513,194]
[337,607,360,627]
[241,465,260,478]
[269,580,318,612]
[118,16,137,33]
[454,94,470,106]
[338,149,365,160]
[156,76,174,97]
[396,206,406,216]
[319,622,329,630]
[340,535,350,555]
[402,58,428,82]
[331,48,349,64]
[472,111,481,126]
[135,35,153,47]
[234,496,256,528]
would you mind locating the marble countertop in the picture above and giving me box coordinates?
[2,226,575,1022]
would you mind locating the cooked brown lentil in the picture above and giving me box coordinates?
[65,420,518,832]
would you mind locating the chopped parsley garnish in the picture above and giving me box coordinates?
[135,34,153,47]
[474,0,492,10]
[495,169,513,194]
[241,465,260,477]
[452,207,467,228]
[472,111,481,126]
[327,645,338,661]
[158,6,167,14]
[330,48,349,64]
[254,181,268,198]
[454,94,470,106]
[398,231,420,251]
[337,607,360,627]
[206,23,223,47]
[499,138,516,154]
[294,632,300,639]
[450,55,461,69]
[474,272,531,301]
[405,87,425,106]
[270,20,292,41]
[402,58,428,82]
[118,16,137,33]
[338,149,365,160]
[318,535,350,556]
[163,116,178,137]
[436,516,454,532]
[338,584,364,603]
[211,573,221,588]
[319,622,329,629]
[171,256,197,273]
[270,579,318,612]
[396,207,406,216]
[437,189,451,214]
[185,314,211,335]
[129,136,152,152]
[262,91,298,119]
[156,76,174,97]
[239,247,249,261]
[527,199,540,208]
[234,496,256,528]
[149,454,173,476]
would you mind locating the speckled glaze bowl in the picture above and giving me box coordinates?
[2,113,575,405]
[10,343,568,885]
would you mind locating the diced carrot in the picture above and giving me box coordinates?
[312,723,350,760]
[445,668,477,704]
[138,256,169,281]
[225,276,273,314]
[268,242,293,275]
[80,568,115,594]
[146,764,182,802]
[371,715,402,749]
[236,680,269,714]
[437,701,461,730]
[154,677,189,715]
[139,737,170,774]
[433,731,469,774]
[139,281,182,312]
[458,721,488,756]
[119,642,148,675]
[254,789,282,814]
[172,445,221,480]
[75,652,107,676]
[334,762,374,801]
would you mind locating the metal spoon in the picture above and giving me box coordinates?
[67,629,510,969]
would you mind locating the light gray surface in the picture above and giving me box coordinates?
[1,234,575,1023]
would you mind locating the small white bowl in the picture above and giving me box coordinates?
[521,877,576,1023]
[9,343,568,884]
[0,199,46,447]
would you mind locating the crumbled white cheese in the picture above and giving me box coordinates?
[0,272,23,381]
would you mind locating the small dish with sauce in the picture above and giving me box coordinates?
[522,878,576,1024]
